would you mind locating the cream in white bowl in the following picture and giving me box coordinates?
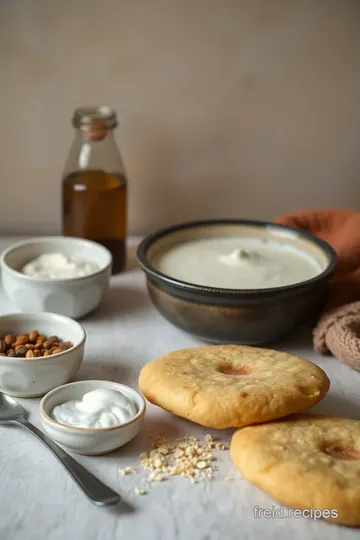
[0,312,86,398]
[22,253,100,280]
[40,380,146,455]
[0,237,112,318]
[152,236,324,289]
[51,388,138,429]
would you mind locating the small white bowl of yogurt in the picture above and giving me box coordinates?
[39,380,146,455]
[0,237,112,319]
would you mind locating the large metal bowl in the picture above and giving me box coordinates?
[137,219,337,344]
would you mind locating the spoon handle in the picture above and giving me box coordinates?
[16,418,120,506]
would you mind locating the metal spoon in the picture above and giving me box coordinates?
[0,391,120,506]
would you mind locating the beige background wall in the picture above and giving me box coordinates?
[0,0,360,236]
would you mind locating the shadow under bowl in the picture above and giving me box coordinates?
[136,219,337,344]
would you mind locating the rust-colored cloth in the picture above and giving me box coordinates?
[274,209,360,370]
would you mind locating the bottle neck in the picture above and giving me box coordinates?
[77,126,116,143]
[63,128,126,175]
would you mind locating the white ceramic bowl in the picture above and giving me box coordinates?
[0,236,112,319]
[40,380,146,455]
[0,312,86,398]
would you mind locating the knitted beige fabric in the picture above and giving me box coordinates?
[313,302,360,370]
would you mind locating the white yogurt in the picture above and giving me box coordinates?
[152,237,323,289]
[22,253,99,279]
[51,388,137,429]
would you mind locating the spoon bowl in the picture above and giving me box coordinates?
[0,392,26,422]
[0,391,120,506]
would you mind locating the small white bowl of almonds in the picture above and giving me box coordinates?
[0,312,86,398]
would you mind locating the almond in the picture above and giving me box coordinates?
[14,336,29,346]
[4,334,15,345]
[1,331,72,358]
[29,330,39,342]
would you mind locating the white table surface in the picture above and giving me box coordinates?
[1,237,360,540]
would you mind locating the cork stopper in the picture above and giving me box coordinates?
[72,106,117,141]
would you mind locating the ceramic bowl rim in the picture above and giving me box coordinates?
[136,218,338,296]
[39,380,146,433]
[0,312,86,364]
[0,236,112,284]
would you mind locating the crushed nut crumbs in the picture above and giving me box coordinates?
[119,466,136,476]
[134,488,146,496]
[122,432,229,494]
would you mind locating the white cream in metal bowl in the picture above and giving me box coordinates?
[137,219,337,343]
[152,236,323,289]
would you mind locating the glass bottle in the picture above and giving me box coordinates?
[62,106,128,274]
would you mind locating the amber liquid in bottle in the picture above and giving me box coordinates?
[62,170,127,274]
